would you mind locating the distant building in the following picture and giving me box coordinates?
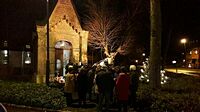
[186,47,200,68]
[0,0,88,83]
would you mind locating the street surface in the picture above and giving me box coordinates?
[165,68,200,77]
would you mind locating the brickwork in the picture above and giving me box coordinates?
[36,0,88,83]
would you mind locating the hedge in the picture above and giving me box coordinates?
[136,73,200,112]
[0,81,67,110]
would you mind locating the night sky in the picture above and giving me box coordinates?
[0,0,200,61]
[0,0,46,49]
[161,0,200,62]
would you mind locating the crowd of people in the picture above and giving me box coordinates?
[54,62,140,112]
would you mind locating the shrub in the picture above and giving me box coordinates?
[136,84,154,111]
[0,81,66,110]
[136,74,200,112]
[162,75,200,94]
[150,91,200,112]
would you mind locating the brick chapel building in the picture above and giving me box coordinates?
[0,0,88,83]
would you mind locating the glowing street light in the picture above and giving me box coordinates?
[180,38,187,52]
[180,38,187,44]
[180,38,187,67]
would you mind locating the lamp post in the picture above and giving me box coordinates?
[46,0,50,85]
[172,60,177,73]
[180,38,187,67]
[78,29,82,64]
[180,38,187,53]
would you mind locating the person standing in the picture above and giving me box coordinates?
[96,66,115,112]
[77,67,88,107]
[64,66,76,106]
[129,65,139,108]
[115,66,130,112]
[87,65,96,101]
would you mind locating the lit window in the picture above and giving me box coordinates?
[25,52,31,64]
[4,50,8,57]
[195,50,198,54]
[188,63,192,68]
[1,41,9,64]
[1,50,9,64]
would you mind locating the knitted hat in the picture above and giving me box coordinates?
[130,65,136,71]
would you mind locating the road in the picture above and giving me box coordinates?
[165,68,200,77]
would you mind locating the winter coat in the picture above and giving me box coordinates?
[130,70,139,92]
[115,72,130,101]
[96,69,115,93]
[77,69,88,93]
[88,69,96,90]
[64,73,77,93]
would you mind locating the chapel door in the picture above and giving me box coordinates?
[55,41,72,76]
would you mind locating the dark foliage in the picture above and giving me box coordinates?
[0,81,66,110]
[136,73,200,112]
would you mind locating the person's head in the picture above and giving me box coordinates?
[68,65,74,73]
[130,65,136,71]
[120,66,128,73]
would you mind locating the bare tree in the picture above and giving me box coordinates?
[83,0,147,63]
[83,0,129,61]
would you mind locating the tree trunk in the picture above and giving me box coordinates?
[149,0,161,89]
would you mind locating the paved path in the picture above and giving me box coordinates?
[62,102,136,112]
[62,102,97,112]
[62,107,135,112]
[3,99,136,112]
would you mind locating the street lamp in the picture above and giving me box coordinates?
[172,60,177,73]
[46,0,50,85]
[180,38,187,53]
[180,38,187,67]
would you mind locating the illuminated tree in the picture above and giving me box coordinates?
[83,0,147,63]
[83,0,125,60]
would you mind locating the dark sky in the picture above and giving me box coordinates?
[161,0,200,61]
[162,0,200,41]
[0,0,200,58]
[0,0,46,49]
